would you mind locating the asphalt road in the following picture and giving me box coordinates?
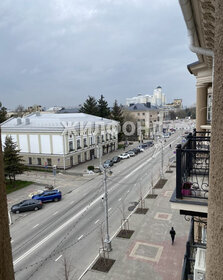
[10,129,189,280]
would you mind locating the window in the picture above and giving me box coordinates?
[84,138,87,147]
[102,135,104,142]
[90,136,93,145]
[97,136,100,144]
[37,158,41,165]
[142,113,145,116]
[28,157,32,165]
[137,113,140,116]
[69,141,74,151]
[47,158,52,166]
[77,139,81,149]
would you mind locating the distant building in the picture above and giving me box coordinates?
[163,98,183,110]
[126,86,166,107]
[1,113,119,169]
[125,103,164,139]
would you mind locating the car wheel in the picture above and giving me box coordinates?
[34,207,39,211]
[16,210,20,214]
[54,198,59,202]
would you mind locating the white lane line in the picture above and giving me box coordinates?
[55,255,62,262]
[108,208,112,212]
[53,211,58,215]
[13,195,101,266]
[118,198,122,201]
[14,139,177,267]
[78,235,83,240]
[95,219,99,224]
[32,224,39,229]
[70,201,74,204]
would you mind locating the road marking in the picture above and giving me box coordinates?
[78,235,83,240]
[118,198,122,201]
[70,201,74,204]
[108,208,112,212]
[14,137,179,267]
[55,255,62,262]
[95,219,99,224]
[53,211,58,215]
[33,224,39,229]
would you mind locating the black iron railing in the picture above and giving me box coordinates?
[181,218,207,280]
[176,129,210,199]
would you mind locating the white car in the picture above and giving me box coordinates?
[119,153,130,159]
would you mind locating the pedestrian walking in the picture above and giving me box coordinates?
[170,227,176,245]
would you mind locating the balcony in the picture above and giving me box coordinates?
[182,218,206,280]
[170,130,210,217]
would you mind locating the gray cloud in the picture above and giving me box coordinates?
[0,0,196,109]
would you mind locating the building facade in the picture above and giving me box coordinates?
[125,103,164,139]
[1,113,119,169]
[170,1,223,280]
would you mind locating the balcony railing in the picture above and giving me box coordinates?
[176,130,210,200]
[182,218,207,280]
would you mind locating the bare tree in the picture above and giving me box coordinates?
[56,254,76,280]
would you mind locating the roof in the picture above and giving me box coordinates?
[57,108,80,113]
[127,103,158,112]
[1,113,118,133]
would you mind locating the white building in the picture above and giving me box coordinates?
[126,86,166,107]
[1,113,119,169]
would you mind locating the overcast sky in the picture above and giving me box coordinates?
[0,0,197,110]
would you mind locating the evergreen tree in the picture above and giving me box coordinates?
[110,100,124,124]
[97,95,110,118]
[3,136,25,183]
[0,102,7,123]
[110,100,124,141]
[79,96,99,116]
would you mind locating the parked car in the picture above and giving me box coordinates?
[32,190,62,202]
[127,150,135,157]
[133,148,140,154]
[11,199,43,213]
[119,153,130,159]
[112,156,121,163]
[103,159,114,168]
[146,141,154,147]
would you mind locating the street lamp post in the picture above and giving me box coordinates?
[103,168,112,251]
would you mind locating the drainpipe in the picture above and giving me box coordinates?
[179,0,214,58]
[178,0,214,126]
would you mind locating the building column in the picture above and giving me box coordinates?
[196,85,208,131]
[206,1,223,279]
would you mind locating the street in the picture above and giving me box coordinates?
[10,126,191,280]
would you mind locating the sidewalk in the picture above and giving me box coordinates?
[81,167,189,280]
[66,142,140,175]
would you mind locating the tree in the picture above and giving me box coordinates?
[97,95,110,118]
[110,100,125,141]
[79,96,99,116]
[14,105,26,117]
[0,130,15,280]
[0,102,7,123]
[3,136,25,183]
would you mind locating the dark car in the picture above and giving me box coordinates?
[11,199,43,214]
[32,190,62,202]
[133,148,140,154]
[103,159,114,168]
[112,156,121,163]
[146,141,154,147]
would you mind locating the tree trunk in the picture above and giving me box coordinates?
[0,128,15,279]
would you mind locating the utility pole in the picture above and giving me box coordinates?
[160,140,164,179]
[103,168,112,251]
